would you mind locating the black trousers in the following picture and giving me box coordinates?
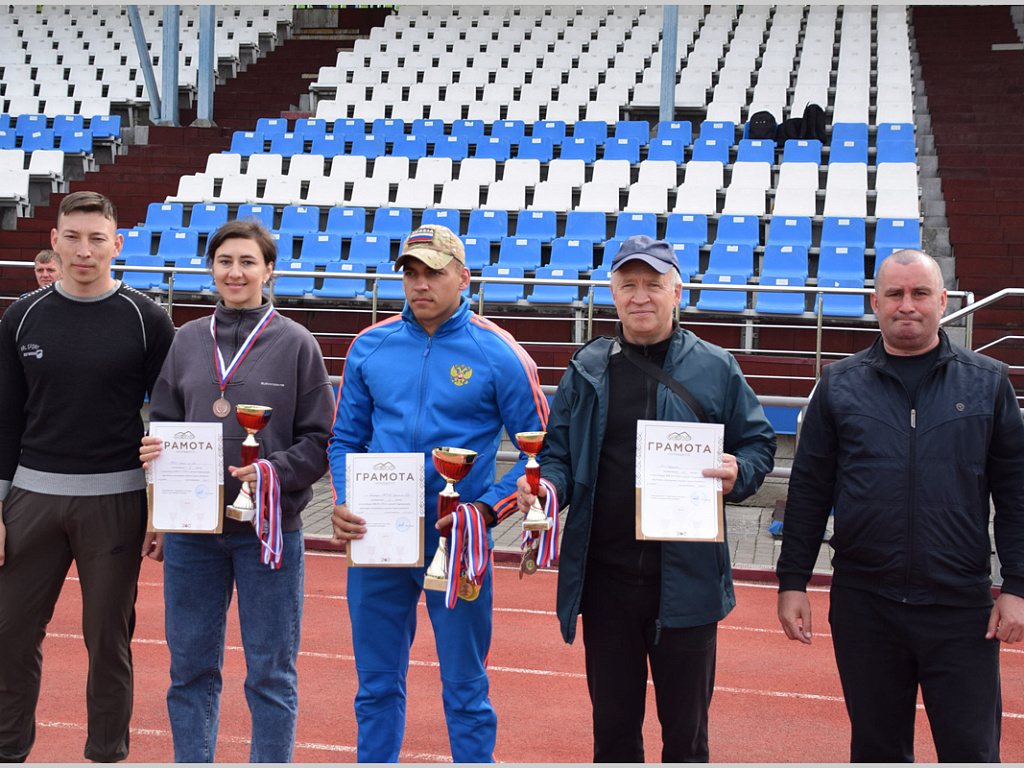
[829,584,1001,763]
[0,487,146,763]
[580,565,717,763]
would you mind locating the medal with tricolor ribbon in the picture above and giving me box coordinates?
[209,305,276,417]
[444,502,488,609]
[251,458,283,569]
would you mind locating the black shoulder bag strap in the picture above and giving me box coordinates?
[616,341,710,424]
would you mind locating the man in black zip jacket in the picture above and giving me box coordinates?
[778,249,1024,762]
[517,235,776,762]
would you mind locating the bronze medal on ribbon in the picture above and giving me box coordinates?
[213,397,232,418]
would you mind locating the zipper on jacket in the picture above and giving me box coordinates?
[413,335,432,449]
[904,405,916,600]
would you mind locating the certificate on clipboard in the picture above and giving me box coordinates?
[146,422,224,533]
[346,452,425,567]
[635,419,725,542]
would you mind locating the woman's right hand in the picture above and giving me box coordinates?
[140,435,162,469]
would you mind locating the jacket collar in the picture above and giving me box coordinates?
[400,295,472,338]
[863,328,957,371]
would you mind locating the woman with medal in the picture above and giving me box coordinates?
[139,219,334,762]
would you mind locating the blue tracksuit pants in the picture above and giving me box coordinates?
[346,559,497,763]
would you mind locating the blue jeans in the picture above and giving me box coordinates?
[162,529,304,763]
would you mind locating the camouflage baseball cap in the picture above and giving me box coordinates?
[394,224,466,271]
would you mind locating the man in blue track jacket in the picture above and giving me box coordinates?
[778,249,1024,761]
[328,225,548,762]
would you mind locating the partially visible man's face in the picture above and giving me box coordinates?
[611,261,682,346]
[871,258,947,356]
[401,257,470,336]
[34,261,61,287]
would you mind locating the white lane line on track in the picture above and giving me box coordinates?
[35,720,452,762]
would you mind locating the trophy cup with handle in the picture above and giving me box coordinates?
[424,446,477,596]
[516,431,550,531]
[225,404,273,522]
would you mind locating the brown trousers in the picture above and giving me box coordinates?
[0,487,146,763]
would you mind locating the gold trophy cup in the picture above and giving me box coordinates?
[225,404,273,522]
[424,446,478,598]
[516,431,550,532]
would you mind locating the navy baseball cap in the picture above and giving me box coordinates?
[610,235,680,275]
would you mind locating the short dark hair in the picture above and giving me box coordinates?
[57,191,118,227]
[205,218,277,269]
[34,249,61,267]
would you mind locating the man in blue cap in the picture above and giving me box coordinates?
[517,234,776,761]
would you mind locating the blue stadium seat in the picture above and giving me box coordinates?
[873,246,906,274]
[598,237,626,268]
[170,256,213,292]
[474,265,525,303]
[348,233,391,264]
[549,238,594,271]
[564,210,607,243]
[0,129,16,149]
[583,267,614,306]
[690,138,729,165]
[714,214,760,248]
[431,135,470,162]
[372,118,406,142]
[490,120,525,144]
[120,255,166,291]
[145,203,184,232]
[736,139,775,164]
[766,216,813,248]
[602,137,641,164]
[314,261,368,298]
[532,120,567,143]
[238,204,276,230]
[820,216,867,249]
[270,232,295,260]
[817,245,866,281]
[673,242,700,279]
[559,137,597,163]
[229,130,266,156]
[656,120,693,145]
[699,121,735,144]
[310,134,346,157]
[876,140,916,165]
[299,233,343,265]
[529,267,580,304]
[461,236,492,270]
[256,118,289,140]
[118,227,153,257]
[830,123,868,145]
[331,119,366,142]
[278,205,321,236]
[615,212,657,239]
[371,261,406,300]
[273,260,316,296]
[664,213,708,247]
[829,139,868,164]
[497,237,542,271]
[646,138,686,164]
[21,129,56,152]
[53,114,85,133]
[474,136,512,162]
[762,244,809,279]
[0,115,11,131]
[875,123,914,144]
[706,243,754,278]
[874,218,921,252]
[325,206,366,237]
[697,273,748,312]
[89,115,121,139]
[186,203,229,234]
[819,278,867,317]
[516,136,555,163]
[467,209,508,241]
[350,134,386,159]
[156,229,201,261]
[372,208,413,241]
[614,120,650,145]
[411,119,446,142]
[781,139,822,164]
[515,210,557,242]
[420,208,461,234]
[14,115,47,136]
[452,120,485,143]
[294,118,327,139]
[573,120,608,145]
[755,276,807,315]
[56,128,92,154]
[270,132,305,157]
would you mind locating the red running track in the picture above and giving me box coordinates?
[23,551,1024,762]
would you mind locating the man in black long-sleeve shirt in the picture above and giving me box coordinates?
[0,192,175,762]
